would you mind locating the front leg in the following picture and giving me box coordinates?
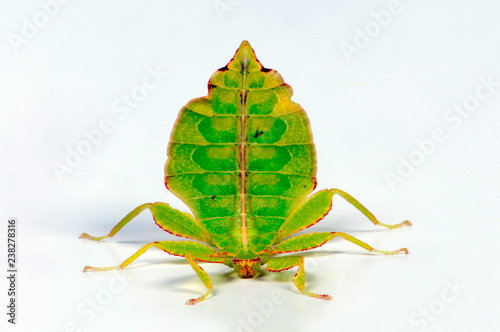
[267,231,408,300]
[266,256,332,300]
[83,240,224,305]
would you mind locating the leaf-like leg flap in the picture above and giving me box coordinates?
[84,240,224,304]
[266,256,331,300]
[79,202,211,244]
[272,232,409,255]
[277,189,334,243]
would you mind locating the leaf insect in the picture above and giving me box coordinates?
[80,41,411,305]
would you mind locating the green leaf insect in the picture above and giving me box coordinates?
[80,41,412,305]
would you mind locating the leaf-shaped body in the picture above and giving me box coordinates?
[80,41,411,305]
[165,41,316,254]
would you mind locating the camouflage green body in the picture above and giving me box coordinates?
[165,42,316,254]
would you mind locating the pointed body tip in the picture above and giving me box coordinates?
[226,40,258,71]
[236,41,255,62]
[238,40,253,51]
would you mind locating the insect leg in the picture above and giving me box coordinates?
[184,254,214,305]
[272,232,408,255]
[79,202,210,243]
[83,241,162,272]
[266,256,331,300]
[83,240,223,305]
[79,203,154,241]
[276,189,411,243]
[330,189,412,229]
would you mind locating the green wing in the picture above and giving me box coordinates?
[165,41,316,254]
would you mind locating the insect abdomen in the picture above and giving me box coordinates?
[165,42,316,253]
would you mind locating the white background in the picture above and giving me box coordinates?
[1,1,499,331]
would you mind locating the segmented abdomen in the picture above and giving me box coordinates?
[165,42,316,253]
